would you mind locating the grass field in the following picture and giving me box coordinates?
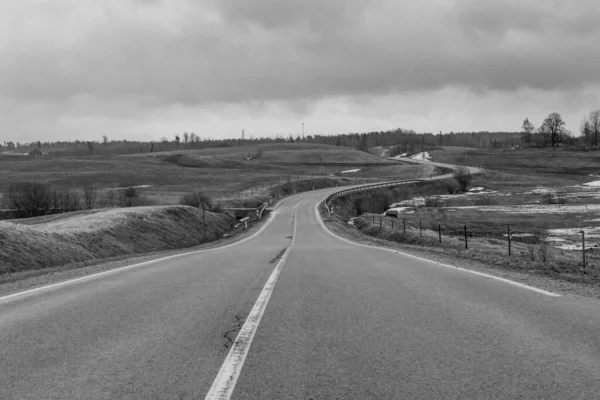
[326,146,600,283]
[0,143,429,209]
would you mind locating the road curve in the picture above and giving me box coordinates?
[1,186,600,399]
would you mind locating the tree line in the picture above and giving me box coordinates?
[520,110,600,148]
[3,111,599,158]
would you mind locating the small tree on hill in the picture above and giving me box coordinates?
[589,110,600,147]
[175,134,180,149]
[540,113,566,147]
[102,135,108,148]
[454,166,472,192]
[521,118,535,145]
[183,132,189,144]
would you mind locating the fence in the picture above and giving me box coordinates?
[354,213,593,275]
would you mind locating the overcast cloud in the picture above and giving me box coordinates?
[1,0,599,142]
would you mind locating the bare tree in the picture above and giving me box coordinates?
[190,133,196,149]
[54,188,81,212]
[589,110,600,147]
[175,134,180,149]
[183,132,189,144]
[453,166,472,192]
[521,117,535,145]
[86,141,95,155]
[150,142,155,153]
[541,113,566,147]
[102,135,108,148]
[7,182,55,218]
[581,117,592,147]
[83,183,97,209]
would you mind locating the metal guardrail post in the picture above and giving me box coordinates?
[464,225,468,249]
[581,230,586,274]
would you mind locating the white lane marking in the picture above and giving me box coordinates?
[0,195,296,303]
[314,200,560,298]
[204,203,299,400]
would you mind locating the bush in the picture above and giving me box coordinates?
[83,183,97,209]
[6,182,55,218]
[180,191,212,209]
[425,196,443,208]
[118,183,144,207]
[353,195,370,215]
[54,188,81,212]
[454,165,472,192]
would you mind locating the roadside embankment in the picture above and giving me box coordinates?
[0,206,236,275]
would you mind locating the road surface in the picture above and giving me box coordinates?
[2,186,600,399]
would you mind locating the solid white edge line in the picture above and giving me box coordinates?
[204,202,299,400]
[315,199,561,298]
[0,195,295,303]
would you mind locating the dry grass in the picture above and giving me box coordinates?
[0,206,236,274]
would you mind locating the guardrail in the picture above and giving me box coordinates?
[325,178,425,205]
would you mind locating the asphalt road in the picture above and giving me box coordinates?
[2,187,600,399]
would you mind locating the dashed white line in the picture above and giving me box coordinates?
[204,202,299,400]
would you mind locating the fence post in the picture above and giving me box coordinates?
[507,225,511,255]
[372,215,375,224]
[403,219,406,234]
[464,225,468,249]
[581,230,586,274]
[379,217,382,231]
[438,224,442,243]
[391,218,394,229]
[419,220,422,236]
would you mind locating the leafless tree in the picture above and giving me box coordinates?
[102,135,108,148]
[581,117,592,146]
[540,113,566,147]
[175,134,180,149]
[54,188,81,212]
[87,141,94,155]
[589,110,600,147]
[453,165,472,192]
[183,132,189,144]
[6,182,55,218]
[521,117,534,145]
[83,183,97,209]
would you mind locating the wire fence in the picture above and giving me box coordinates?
[351,212,595,274]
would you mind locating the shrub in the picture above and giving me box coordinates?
[83,183,97,209]
[6,182,55,218]
[454,165,472,192]
[118,183,143,207]
[54,188,81,212]
[353,195,370,215]
[425,196,443,208]
[180,191,212,209]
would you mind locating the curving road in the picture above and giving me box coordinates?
[2,185,600,399]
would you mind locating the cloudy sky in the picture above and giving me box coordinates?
[1,0,599,143]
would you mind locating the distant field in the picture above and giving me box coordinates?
[0,143,430,209]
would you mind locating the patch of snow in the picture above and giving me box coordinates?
[526,187,557,194]
[341,169,361,174]
[583,180,600,187]
[544,237,566,242]
[448,204,600,214]
[104,185,151,191]
[385,207,414,216]
[503,233,534,238]
[410,152,432,161]
[469,187,485,192]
